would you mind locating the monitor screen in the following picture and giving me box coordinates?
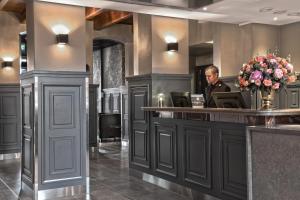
[170,92,192,107]
[212,92,248,108]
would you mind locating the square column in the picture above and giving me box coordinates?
[20,71,89,199]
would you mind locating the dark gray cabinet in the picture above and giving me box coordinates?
[89,84,98,147]
[279,84,300,109]
[286,87,299,108]
[129,85,150,169]
[219,125,247,200]
[151,119,247,200]
[153,122,177,178]
[183,125,212,189]
[0,84,21,154]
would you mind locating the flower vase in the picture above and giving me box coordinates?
[260,89,275,110]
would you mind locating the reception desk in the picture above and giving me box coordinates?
[130,107,300,200]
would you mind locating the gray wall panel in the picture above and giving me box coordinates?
[43,85,82,182]
[0,84,21,154]
[183,126,212,189]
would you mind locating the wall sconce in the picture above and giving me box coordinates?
[2,61,13,68]
[56,34,69,45]
[167,42,178,52]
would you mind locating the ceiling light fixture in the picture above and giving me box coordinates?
[273,17,278,21]
[203,7,207,11]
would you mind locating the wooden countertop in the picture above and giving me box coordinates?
[142,107,300,117]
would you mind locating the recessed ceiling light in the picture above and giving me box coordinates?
[259,7,273,13]
[203,7,207,11]
[273,17,278,21]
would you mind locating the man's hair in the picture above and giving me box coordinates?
[205,65,219,76]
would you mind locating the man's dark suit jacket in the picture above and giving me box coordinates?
[205,80,231,108]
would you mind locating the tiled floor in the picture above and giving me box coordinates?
[0,143,191,200]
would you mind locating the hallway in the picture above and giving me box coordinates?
[0,143,189,200]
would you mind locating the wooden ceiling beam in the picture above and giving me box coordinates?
[0,0,9,10]
[0,0,26,23]
[14,7,26,23]
[0,0,25,12]
[86,7,104,20]
[93,11,132,30]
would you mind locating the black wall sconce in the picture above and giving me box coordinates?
[167,42,178,52]
[2,61,13,68]
[56,34,69,45]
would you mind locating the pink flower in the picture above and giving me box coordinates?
[267,54,275,59]
[287,75,297,83]
[261,63,267,68]
[282,68,288,75]
[272,82,280,90]
[240,79,249,87]
[256,56,264,63]
[263,79,272,87]
[250,70,263,81]
[274,68,283,79]
[255,79,261,86]
[245,65,252,72]
[266,68,273,74]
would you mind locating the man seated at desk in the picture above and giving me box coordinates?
[205,65,231,107]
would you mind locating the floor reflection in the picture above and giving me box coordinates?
[0,142,190,200]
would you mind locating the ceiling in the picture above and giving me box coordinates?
[0,0,132,29]
[38,0,300,25]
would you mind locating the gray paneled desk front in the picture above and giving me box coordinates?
[137,107,300,200]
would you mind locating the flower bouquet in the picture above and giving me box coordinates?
[238,54,297,109]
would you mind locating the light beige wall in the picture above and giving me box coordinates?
[151,16,189,74]
[133,13,152,75]
[86,20,93,81]
[251,24,280,57]
[27,1,86,71]
[213,23,244,76]
[212,23,280,77]
[281,22,300,72]
[189,21,213,46]
[0,12,26,83]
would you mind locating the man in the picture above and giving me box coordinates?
[205,65,230,107]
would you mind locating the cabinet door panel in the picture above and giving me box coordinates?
[154,123,177,177]
[287,88,299,108]
[183,126,212,189]
[129,85,150,169]
[219,128,247,200]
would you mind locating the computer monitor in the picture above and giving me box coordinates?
[170,92,192,107]
[212,92,248,108]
